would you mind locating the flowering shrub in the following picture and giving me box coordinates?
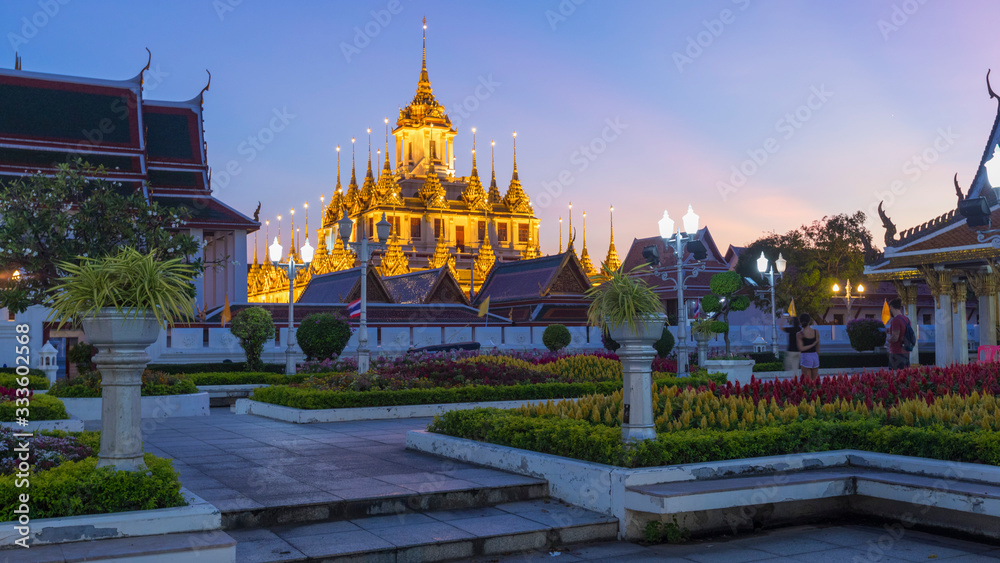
[0,386,30,401]
[0,427,96,474]
[0,393,69,422]
[536,355,622,382]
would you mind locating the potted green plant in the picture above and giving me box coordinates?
[586,266,665,442]
[46,247,196,471]
[690,319,723,366]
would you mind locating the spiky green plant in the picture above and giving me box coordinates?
[45,247,196,328]
[586,265,664,333]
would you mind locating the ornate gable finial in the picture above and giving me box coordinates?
[487,139,502,204]
[14,52,20,71]
[580,210,596,276]
[502,132,532,214]
[345,137,360,213]
[877,201,899,248]
[360,128,377,208]
[989,69,999,102]
[461,127,489,210]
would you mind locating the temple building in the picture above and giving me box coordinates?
[248,23,545,302]
[0,54,256,312]
[865,71,1000,366]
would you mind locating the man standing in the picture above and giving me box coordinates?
[886,297,911,370]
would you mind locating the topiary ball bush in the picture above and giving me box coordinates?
[297,312,353,361]
[846,318,887,352]
[654,325,675,358]
[542,324,573,352]
[230,307,275,372]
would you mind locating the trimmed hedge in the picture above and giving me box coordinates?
[0,368,44,376]
[146,362,285,374]
[819,352,934,369]
[754,362,785,372]
[252,381,624,410]
[49,371,198,398]
[186,372,310,386]
[0,374,49,390]
[0,453,185,520]
[429,410,1000,468]
[0,393,69,421]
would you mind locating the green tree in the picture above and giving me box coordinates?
[701,271,750,354]
[296,312,353,361]
[0,162,202,313]
[736,212,872,323]
[230,307,275,371]
[542,324,572,352]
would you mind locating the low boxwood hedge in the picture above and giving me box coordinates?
[429,409,1000,468]
[0,368,45,376]
[0,394,69,421]
[186,372,310,386]
[147,362,284,374]
[49,371,198,398]
[0,374,50,390]
[0,453,185,520]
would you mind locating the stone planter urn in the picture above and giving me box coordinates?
[610,314,666,442]
[82,308,160,471]
[703,358,756,385]
[693,332,712,366]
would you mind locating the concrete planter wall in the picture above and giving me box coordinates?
[60,392,210,422]
[703,358,755,385]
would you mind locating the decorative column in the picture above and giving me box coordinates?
[953,281,969,364]
[906,284,920,366]
[922,268,953,366]
[966,270,998,349]
[613,315,664,442]
[37,341,58,386]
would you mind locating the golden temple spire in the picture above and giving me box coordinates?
[324,147,344,229]
[580,211,596,276]
[288,209,300,263]
[559,217,563,254]
[428,233,457,276]
[361,128,376,207]
[419,158,447,208]
[474,222,496,282]
[345,138,360,213]
[409,17,437,108]
[276,214,282,257]
[461,127,488,210]
[502,132,532,214]
[14,52,21,71]
[378,231,410,277]
[567,202,575,253]
[252,229,259,268]
[487,139,501,204]
[376,118,402,205]
[602,205,621,272]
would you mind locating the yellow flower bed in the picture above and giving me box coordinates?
[516,386,1000,433]
[459,355,540,372]
[536,355,623,382]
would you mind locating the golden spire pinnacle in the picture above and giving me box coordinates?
[567,202,575,253]
[603,205,621,272]
[559,217,563,254]
[324,147,344,228]
[428,233,457,276]
[345,137,360,213]
[487,139,501,204]
[276,214,282,255]
[14,52,21,71]
[502,132,531,214]
[288,208,300,263]
[580,210,596,276]
[419,158,447,208]
[361,128,377,207]
[378,233,410,277]
[408,17,437,108]
[376,119,402,206]
[252,228,259,268]
[461,127,488,211]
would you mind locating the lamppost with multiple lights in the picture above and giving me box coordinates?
[657,205,704,378]
[832,280,864,323]
[268,234,314,375]
[756,252,787,357]
[338,210,392,374]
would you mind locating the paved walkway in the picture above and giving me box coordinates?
[103,409,1000,562]
[473,524,1000,562]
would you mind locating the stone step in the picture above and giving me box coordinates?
[0,531,236,563]
[230,498,618,563]
[223,480,549,530]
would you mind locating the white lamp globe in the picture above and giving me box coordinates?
[268,237,282,263]
[756,253,769,273]
[657,210,675,240]
[682,205,699,234]
[300,238,314,264]
[775,253,787,274]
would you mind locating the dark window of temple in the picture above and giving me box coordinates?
[368,218,374,239]
[478,221,486,241]
[434,218,442,239]
[410,218,421,239]
[498,223,508,242]
[518,223,529,242]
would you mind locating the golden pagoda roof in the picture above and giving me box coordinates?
[375,148,403,207]
[579,212,596,276]
[474,229,497,281]
[602,206,621,272]
[359,137,377,209]
[427,235,457,276]
[378,235,410,277]
[345,142,361,214]
[488,141,502,204]
[397,19,452,131]
[419,160,447,208]
[460,146,489,212]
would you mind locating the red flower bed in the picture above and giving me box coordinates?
[715,363,1000,408]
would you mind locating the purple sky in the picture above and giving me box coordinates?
[5,1,1000,262]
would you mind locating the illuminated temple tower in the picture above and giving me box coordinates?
[249,22,541,302]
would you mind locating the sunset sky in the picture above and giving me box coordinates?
[5,1,1000,261]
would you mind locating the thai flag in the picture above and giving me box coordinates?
[690,300,700,320]
[347,298,361,318]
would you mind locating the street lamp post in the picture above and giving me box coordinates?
[338,210,392,374]
[268,235,314,375]
[658,206,703,378]
[756,252,787,357]
[832,279,864,323]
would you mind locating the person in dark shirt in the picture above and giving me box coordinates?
[886,297,911,370]
[781,315,801,375]
[796,313,820,381]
